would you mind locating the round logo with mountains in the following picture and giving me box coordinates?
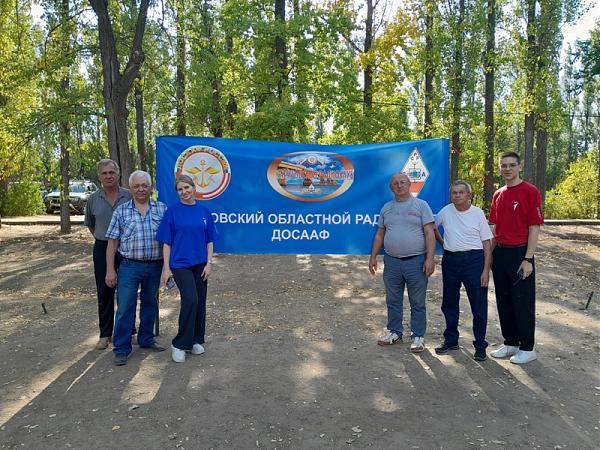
[267,152,354,202]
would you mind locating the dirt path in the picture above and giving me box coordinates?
[0,225,598,449]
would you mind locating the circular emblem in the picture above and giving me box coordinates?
[174,145,231,200]
[267,151,354,202]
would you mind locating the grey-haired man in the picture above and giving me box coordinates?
[106,171,167,366]
[84,159,131,350]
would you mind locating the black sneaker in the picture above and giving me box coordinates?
[143,342,166,352]
[434,342,459,354]
[473,349,487,361]
[114,354,127,366]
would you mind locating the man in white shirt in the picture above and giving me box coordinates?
[434,180,493,361]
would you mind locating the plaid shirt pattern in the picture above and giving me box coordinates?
[106,199,167,260]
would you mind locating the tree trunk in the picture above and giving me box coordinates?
[147,140,155,181]
[59,77,71,233]
[483,0,496,210]
[211,78,223,137]
[566,110,575,163]
[111,99,134,183]
[535,126,547,204]
[226,92,237,132]
[596,111,600,219]
[135,80,147,172]
[59,121,71,235]
[224,1,237,132]
[523,0,536,182]
[582,91,592,153]
[59,0,71,234]
[175,0,186,135]
[449,0,465,182]
[423,1,434,138]
[199,0,223,137]
[89,0,150,186]
[292,0,308,138]
[274,0,287,100]
[524,112,535,181]
[363,0,373,112]
[563,50,578,164]
[532,0,559,194]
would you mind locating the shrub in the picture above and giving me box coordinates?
[0,181,45,217]
[545,150,599,219]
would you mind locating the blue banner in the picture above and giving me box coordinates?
[156,136,449,254]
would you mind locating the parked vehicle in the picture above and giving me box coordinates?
[45,180,98,214]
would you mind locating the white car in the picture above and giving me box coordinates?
[46,180,98,214]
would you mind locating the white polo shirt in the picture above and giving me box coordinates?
[435,204,493,252]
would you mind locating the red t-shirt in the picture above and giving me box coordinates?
[489,181,544,245]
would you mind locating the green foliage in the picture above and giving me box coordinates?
[0,0,595,218]
[545,150,599,218]
[0,181,45,217]
[234,98,313,141]
[0,1,41,186]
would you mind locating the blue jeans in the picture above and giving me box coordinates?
[113,259,162,356]
[383,253,428,338]
[441,250,488,350]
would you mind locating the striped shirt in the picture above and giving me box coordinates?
[106,199,167,261]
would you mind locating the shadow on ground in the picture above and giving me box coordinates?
[0,225,598,449]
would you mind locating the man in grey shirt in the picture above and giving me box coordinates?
[84,159,132,350]
[369,172,436,353]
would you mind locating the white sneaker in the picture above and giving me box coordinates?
[490,344,519,358]
[510,349,537,364]
[191,343,205,355]
[377,331,401,346]
[410,336,425,353]
[171,345,186,363]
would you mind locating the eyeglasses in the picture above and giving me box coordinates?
[500,163,519,169]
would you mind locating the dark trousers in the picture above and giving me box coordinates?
[172,264,208,350]
[491,246,536,351]
[93,239,121,338]
[441,250,488,350]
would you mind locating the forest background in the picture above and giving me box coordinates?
[0,0,598,229]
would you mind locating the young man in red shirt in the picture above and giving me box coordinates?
[489,152,543,364]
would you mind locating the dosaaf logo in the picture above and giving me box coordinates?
[174,145,231,200]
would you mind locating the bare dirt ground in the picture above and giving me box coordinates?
[0,224,598,449]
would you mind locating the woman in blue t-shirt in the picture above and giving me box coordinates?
[156,175,218,363]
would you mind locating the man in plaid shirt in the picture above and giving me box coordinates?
[106,170,167,366]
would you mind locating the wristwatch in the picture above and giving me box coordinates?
[523,257,534,263]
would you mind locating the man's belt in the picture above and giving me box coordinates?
[388,253,422,261]
[123,257,163,263]
[443,249,484,255]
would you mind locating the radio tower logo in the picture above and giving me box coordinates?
[401,148,429,197]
